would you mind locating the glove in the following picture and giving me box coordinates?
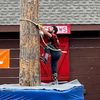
[39,30,44,35]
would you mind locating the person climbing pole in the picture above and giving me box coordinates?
[20,18,67,84]
[38,25,62,84]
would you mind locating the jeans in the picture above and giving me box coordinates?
[50,50,62,74]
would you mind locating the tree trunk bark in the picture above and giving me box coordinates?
[19,0,40,86]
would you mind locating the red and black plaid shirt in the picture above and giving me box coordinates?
[49,33,60,49]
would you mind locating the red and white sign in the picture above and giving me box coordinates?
[44,24,71,34]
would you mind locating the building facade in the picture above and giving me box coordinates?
[0,0,100,100]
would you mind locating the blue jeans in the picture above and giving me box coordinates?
[50,50,62,74]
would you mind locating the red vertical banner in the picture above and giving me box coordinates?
[0,49,10,69]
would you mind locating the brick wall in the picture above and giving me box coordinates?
[0,0,100,24]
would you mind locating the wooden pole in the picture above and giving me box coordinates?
[19,0,40,86]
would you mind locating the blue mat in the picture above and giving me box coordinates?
[0,86,84,100]
[0,80,84,100]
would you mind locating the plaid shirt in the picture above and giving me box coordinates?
[49,33,60,49]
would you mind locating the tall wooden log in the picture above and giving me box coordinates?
[19,0,40,86]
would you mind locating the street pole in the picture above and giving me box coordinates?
[19,0,40,86]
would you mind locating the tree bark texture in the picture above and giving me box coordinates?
[19,0,40,86]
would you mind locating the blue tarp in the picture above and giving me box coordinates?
[0,80,84,100]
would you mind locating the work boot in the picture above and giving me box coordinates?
[53,73,58,84]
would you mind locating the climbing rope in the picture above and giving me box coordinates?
[20,18,41,26]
